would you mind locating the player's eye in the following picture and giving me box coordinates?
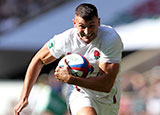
[79,25,86,29]
[89,25,95,28]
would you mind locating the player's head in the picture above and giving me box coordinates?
[75,3,98,21]
[73,3,100,44]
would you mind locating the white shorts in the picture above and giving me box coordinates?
[66,86,119,115]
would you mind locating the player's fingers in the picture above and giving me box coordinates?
[14,103,22,115]
[14,109,19,115]
[54,71,58,78]
[55,65,61,72]
[55,74,63,82]
[64,59,69,67]
[14,112,19,115]
[16,104,24,113]
[14,99,28,114]
[14,109,20,115]
[54,71,61,79]
[14,105,21,115]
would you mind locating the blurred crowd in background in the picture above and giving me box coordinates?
[0,0,68,34]
[1,0,160,115]
[6,65,160,115]
[119,66,160,115]
[0,0,159,34]
[7,70,69,115]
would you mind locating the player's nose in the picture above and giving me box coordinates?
[84,27,89,35]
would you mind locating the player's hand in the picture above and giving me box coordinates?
[55,59,72,83]
[14,98,28,115]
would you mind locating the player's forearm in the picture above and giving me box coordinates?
[69,73,115,93]
[68,63,120,93]
[20,58,44,100]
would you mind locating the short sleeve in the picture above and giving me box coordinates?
[100,30,123,63]
[47,35,65,58]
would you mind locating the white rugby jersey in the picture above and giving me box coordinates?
[48,25,123,104]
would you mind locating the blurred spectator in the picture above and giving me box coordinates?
[120,71,147,93]
[48,70,64,95]
[32,73,67,115]
[0,16,20,33]
[6,72,68,115]
[145,66,160,115]
[131,0,160,18]
[0,0,68,34]
[146,98,160,115]
[120,71,147,115]
[119,65,160,115]
[0,0,20,33]
[119,94,133,115]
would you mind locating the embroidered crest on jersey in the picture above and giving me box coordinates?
[94,50,100,60]
[66,52,71,55]
[48,40,53,49]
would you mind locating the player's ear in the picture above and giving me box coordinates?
[98,18,100,26]
[72,19,77,28]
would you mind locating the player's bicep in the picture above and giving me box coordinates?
[99,62,119,78]
[37,43,56,65]
[99,62,120,89]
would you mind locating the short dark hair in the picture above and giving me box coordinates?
[75,3,98,20]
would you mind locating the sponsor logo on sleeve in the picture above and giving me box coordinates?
[48,40,53,49]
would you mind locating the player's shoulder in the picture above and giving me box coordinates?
[99,25,120,41]
[99,25,117,35]
[98,25,123,47]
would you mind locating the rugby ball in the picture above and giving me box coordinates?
[58,54,93,78]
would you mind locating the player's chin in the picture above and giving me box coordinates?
[83,37,94,43]
[83,38,91,44]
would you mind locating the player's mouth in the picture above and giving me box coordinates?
[79,32,95,38]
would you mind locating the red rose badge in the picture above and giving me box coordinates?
[66,52,71,55]
[94,50,100,60]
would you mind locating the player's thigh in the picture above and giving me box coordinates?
[77,106,97,115]
[67,90,97,115]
